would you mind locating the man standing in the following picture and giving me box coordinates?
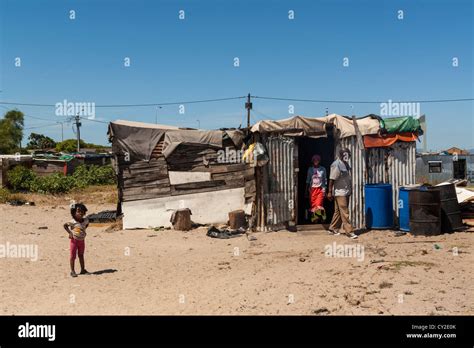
[327,148,358,239]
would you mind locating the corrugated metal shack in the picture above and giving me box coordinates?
[250,114,418,231]
[416,153,474,185]
[108,120,255,229]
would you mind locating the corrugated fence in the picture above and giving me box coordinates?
[339,137,416,229]
[264,135,296,226]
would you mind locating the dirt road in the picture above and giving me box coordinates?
[1,203,472,315]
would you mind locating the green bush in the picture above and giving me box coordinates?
[0,187,11,203]
[29,173,76,194]
[72,165,116,187]
[6,164,116,194]
[6,165,36,191]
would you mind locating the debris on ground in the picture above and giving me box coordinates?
[88,210,117,223]
[313,307,330,315]
[104,219,123,232]
[379,281,393,289]
[370,259,385,264]
[246,233,257,241]
[38,226,48,230]
[206,226,246,239]
[7,199,35,206]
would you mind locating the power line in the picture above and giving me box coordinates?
[79,117,109,124]
[252,108,276,121]
[1,105,69,123]
[253,96,474,104]
[0,96,246,108]
[24,123,62,130]
[1,95,472,110]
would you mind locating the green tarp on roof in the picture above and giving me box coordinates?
[379,116,421,134]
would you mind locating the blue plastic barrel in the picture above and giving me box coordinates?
[365,183,394,229]
[399,187,410,231]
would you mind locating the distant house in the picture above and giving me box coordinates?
[444,147,469,156]
[31,152,81,176]
[416,149,474,184]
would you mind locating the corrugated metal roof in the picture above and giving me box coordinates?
[111,119,180,130]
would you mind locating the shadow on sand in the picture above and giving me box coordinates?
[91,269,118,275]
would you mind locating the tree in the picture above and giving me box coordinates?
[0,109,24,154]
[55,139,87,153]
[55,139,109,153]
[26,133,57,150]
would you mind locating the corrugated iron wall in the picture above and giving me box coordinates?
[338,136,366,229]
[338,137,416,229]
[255,134,416,231]
[263,135,296,228]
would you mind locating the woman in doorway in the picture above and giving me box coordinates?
[306,154,327,223]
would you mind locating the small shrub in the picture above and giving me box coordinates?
[6,163,115,194]
[6,165,36,191]
[29,173,76,194]
[72,165,116,186]
[0,187,11,203]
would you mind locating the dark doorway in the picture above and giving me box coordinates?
[453,159,466,179]
[297,132,335,225]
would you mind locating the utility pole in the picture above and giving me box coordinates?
[155,106,162,124]
[245,93,252,129]
[57,122,64,142]
[75,113,81,153]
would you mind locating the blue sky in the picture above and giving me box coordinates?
[0,0,472,150]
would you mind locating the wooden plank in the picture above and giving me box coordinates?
[245,179,256,193]
[224,178,245,188]
[122,185,171,201]
[170,178,244,196]
[123,177,170,188]
[119,158,166,170]
[122,170,168,182]
[167,154,217,166]
[243,167,255,179]
[123,184,170,196]
[170,185,222,196]
[168,171,211,185]
[122,166,168,178]
[211,171,244,181]
[173,180,226,190]
[122,190,171,202]
[210,163,247,174]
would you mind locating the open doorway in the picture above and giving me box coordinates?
[297,131,335,225]
[453,159,466,179]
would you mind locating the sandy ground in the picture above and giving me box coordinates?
[1,201,473,315]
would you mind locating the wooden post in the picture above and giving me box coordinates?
[171,208,192,231]
[229,210,246,230]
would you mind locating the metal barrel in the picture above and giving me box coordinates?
[399,187,410,231]
[365,183,394,229]
[431,183,463,232]
[409,189,441,235]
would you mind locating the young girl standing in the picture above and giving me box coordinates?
[305,154,327,223]
[63,203,89,277]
